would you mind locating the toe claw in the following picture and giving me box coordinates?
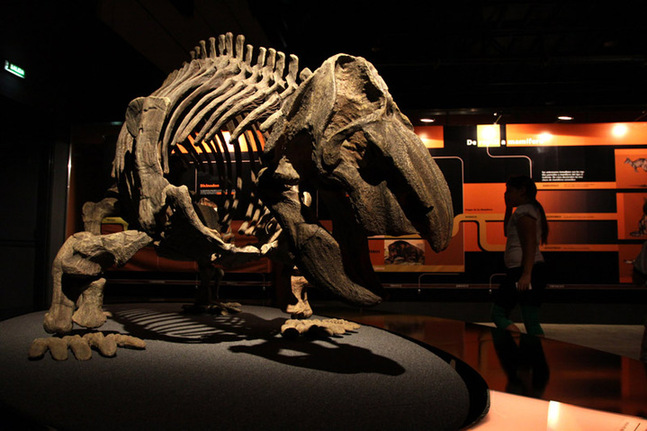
[280,318,360,338]
[48,337,70,361]
[114,334,146,349]
[28,338,49,360]
[29,332,146,360]
[67,335,92,360]
[84,332,117,357]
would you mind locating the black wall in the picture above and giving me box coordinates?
[0,1,164,317]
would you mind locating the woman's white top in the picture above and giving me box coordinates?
[504,203,544,269]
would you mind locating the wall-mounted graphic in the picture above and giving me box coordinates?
[367,232,465,274]
[384,240,425,265]
[616,149,647,189]
[408,122,647,286]
[624,157,647,172]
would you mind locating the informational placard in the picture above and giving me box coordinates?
[374,122,647,285]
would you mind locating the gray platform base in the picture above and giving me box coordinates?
[0,303,488,430]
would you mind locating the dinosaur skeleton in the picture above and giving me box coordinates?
[36,33,453,357]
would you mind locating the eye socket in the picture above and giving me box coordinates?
[355,138,388,186]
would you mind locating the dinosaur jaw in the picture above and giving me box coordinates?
[326,120,454,252]
[299,141,453,306]
[322,172,450,293]
[259,135,453,307]
[312,123,454,304]
[366,121,454,253]
[258,53,454,307]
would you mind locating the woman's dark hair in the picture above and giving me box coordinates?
[507,175,549,244]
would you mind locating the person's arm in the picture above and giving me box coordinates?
[517,215,537,291]
[503,197,513,237]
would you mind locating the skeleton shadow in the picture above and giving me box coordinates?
[108,305,279,344]
[107,304,406,376]
[228,335,406,376]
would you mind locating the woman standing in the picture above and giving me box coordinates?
[492,175,549,336]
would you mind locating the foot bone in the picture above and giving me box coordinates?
[281,318,360,338]
[29,332,146,361]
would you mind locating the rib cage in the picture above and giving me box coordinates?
[113,32,311,239]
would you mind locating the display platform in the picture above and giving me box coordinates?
[0,303,489,430]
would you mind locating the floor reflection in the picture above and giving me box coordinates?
[491,329,549,398]
[323,309,647,419]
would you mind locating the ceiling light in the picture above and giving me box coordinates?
[539,132,553,143]
[557,116,574,121]
[420,118,435,123]
[611,124,628,138]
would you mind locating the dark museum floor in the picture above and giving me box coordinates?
[98,281,647,360]
[312,299,647,429]
[2,285,646,430]
[209,283,647,423]
[316,298,647,360]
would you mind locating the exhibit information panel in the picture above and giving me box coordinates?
[367,122,647,285]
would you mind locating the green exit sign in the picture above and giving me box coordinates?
[4,60,25,78]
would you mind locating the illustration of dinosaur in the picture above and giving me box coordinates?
[625,157,647,172]
[32,33,453,359]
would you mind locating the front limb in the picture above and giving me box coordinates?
[257,159,381,307]
[44,231,152,334]
[286,274,312,319]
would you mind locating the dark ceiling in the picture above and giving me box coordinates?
[3,0,647,126]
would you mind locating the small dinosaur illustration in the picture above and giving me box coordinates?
[625,157,647,172]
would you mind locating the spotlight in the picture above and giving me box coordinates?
[611,124,628,138]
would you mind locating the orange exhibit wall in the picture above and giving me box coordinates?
[394,122,647,286]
